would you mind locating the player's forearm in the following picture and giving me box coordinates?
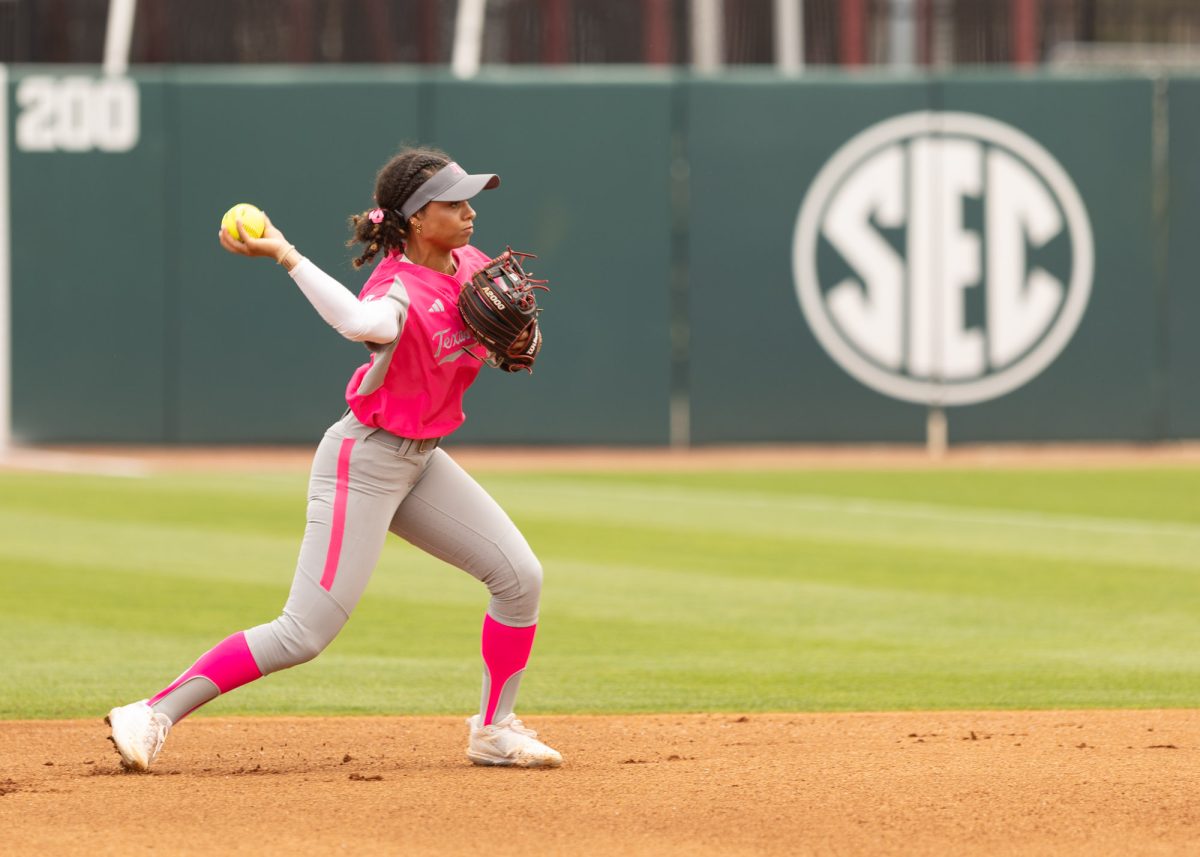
[287,258,400,344]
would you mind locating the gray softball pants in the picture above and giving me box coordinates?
[250,410,543,665]
[152,411,543,723]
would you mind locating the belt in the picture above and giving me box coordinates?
[367,428,442,455]
[340,410,442,455]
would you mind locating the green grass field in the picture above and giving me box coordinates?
[2,463,1199,720]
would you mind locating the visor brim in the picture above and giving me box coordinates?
[430,173,501,202]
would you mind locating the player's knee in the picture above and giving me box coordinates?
[258,611,341,671]
[487,551,542,626]
[517,553,543,602]
[285,634,328,667]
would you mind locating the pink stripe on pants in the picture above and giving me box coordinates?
[320,437,356,591]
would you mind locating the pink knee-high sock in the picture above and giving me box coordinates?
[481,614,537,726]
[149,631,263,721]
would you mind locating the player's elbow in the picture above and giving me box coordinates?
[335,316,399,344]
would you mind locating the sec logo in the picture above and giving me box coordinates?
[792,111,1094,406]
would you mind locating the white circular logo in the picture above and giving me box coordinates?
[793,111,1094,406]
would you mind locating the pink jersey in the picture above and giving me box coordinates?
[345,246,492,439]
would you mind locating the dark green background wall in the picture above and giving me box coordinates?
[1167,77,1200,439]
[6,68,1197,444]
[687,77,935,443]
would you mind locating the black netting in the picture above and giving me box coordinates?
[4,0,1200,67]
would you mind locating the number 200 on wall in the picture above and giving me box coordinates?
[16,76,139,153]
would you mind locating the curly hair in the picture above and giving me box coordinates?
[347,146,451,269]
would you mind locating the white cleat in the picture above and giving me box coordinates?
[105,699,172,771]
[466,713,563,768]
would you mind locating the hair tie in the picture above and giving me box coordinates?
[368,208,385,224]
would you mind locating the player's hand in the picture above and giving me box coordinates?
[512,325,534,353]
[218,211,290,259]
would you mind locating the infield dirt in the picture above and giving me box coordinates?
[2,709,1199,856]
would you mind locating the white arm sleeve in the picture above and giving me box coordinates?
[288,257,400,344]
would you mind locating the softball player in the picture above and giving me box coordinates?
[106,147,561,770]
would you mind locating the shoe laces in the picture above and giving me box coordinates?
[146,712,170,758]
[499,715,538,739]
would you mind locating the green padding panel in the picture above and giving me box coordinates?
[427,73,673,445]
[687,77,933,443]
[687,75,1159,443]
[1166,77,1200,438]
[170,69,427,442]
[9,69,171,442]
[938,77,1158,442]
[6,69,1189,445]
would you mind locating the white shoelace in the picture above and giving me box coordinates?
[504,717,538,738]
[146,714,169,758]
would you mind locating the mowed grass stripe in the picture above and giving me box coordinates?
[540,469,1200,524]
[1,466,1199,718]
[498,480,1200,573]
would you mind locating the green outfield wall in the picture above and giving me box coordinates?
[1166,78,1200,439]
[5,68,1197,444]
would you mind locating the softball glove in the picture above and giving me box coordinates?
[458,248,548,373]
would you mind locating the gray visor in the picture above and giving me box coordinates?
[400,162,500,219]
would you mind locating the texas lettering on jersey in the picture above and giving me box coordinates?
[432,326,477,365]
